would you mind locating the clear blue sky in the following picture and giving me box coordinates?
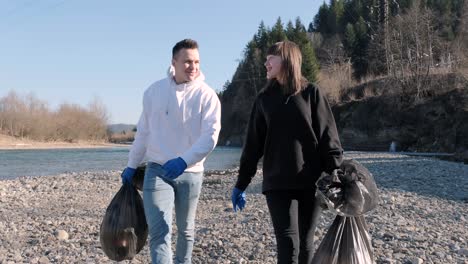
[0,0,321,124]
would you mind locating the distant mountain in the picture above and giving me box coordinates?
[107,123,136,134]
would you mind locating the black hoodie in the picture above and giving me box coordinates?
[235,81,343,193]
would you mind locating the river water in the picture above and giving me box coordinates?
[0,146,242,180]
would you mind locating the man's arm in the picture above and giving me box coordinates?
[180,90,221,166]
[127,89,151,168]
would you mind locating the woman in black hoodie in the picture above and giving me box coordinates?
[231,40,343,263]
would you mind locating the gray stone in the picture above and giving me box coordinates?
[55,230,69,240]
[38,256,49,264]
[408,257,424,264]
[458,248,468,256]
[0,153,467,263]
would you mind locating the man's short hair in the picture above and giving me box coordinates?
[172,39,199,58]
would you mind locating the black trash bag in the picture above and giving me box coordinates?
[100,183,148,261]
[316,159,379,216]
[132,164,146,191]
[311,215,374,264]
[313,159,378,264]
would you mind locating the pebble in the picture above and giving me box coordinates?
[408,257,424,264]
[38,256,49,264]
[55,230,69,241]
[0,152,466,263]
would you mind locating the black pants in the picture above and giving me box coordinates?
[265,190,321,264]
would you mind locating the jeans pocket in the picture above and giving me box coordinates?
[143,162,166,190]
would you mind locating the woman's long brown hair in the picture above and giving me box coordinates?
[267,41,308,95]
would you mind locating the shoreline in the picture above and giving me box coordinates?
[0,142,129,150]
[1,133,465,164]
[0,134,130,150]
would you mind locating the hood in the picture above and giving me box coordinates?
[167,65,205,82]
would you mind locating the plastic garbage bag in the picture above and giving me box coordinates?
[311,215,374,264]
[100,183,148,261]
[132,164,146,191]
[316,159,379,216]
[312,159,379,264]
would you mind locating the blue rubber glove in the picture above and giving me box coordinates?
[162,157,187,179]
[121,167,136,185]
[231,187,246,212]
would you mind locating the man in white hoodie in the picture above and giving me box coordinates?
[120,39,221,264]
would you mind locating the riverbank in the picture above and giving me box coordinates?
[0,152,467,263]
[0,135,127,150]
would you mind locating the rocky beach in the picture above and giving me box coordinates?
[0,151,467,264]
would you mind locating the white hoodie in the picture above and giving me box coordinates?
[127,68,221,172]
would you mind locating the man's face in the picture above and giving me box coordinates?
[265,55,283,80]
[172,48,200,84]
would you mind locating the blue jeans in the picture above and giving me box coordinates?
[143,162,203,264]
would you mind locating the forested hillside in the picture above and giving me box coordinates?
[219,0,468,160]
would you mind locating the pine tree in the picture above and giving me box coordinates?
[289,17,319,82]
[329,0,345,33]
[314,3,331,34]
[308,22,315,32]
[351,16,370,79]
[270,17,288,44]
[344,23,356,51]
[255,21,269,52]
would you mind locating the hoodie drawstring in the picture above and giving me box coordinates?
[183,83,186,122]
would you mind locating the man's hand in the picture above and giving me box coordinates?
[162,157,187,179]
[231,187,246,212]
[121,167,136,185]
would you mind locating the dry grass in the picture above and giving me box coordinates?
[317,63,356,104]
[318,62,466,105]
[108,132,135,143]
[317,64,389,104]
[456,67,468,82]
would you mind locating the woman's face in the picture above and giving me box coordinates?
[264,55,283,80]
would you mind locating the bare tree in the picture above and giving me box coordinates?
[0,91,27,137]
[87,97,110,141]
[386,1,445,101]
[0,92,110,142]
[453,0,468,80]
